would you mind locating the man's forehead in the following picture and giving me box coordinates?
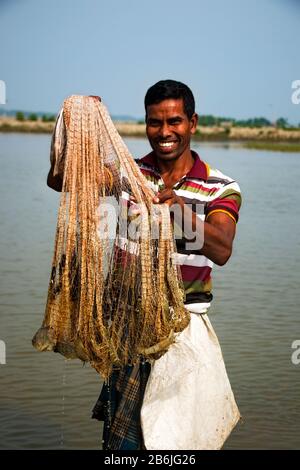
[146,98,186,117]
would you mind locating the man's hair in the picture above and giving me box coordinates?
[144,79,195,119]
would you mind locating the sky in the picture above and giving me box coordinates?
[0,0,300,123]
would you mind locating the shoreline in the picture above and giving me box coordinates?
[1,118,300,151]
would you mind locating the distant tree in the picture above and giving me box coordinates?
[276,117,289,129]
[16,111,25,121]
[235,117,271,128]
[28,113,38,121]
[186,113,276,128]
[198,115,219,126]
[251,117,272,127]
[42,114,56,122]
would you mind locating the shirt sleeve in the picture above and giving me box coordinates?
[205,180,242,223]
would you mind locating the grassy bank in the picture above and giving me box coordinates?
[1,117,300,149]
[243,141,300,152]
[0,118,55,133]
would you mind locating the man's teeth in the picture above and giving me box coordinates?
[159,142,175,147]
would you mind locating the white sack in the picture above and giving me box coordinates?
[141,312,240,450]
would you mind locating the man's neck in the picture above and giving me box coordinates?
[156,150,195,188]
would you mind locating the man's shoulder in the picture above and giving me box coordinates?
[137,152,156,168]
[137,152,160,180]
[191,154,241,196]
[206,166,236,185]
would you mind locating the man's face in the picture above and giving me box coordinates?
[146,98,198,162]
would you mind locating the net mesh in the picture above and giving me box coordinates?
[32,95,190,379]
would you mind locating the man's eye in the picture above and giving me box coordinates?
[148,121,160,126]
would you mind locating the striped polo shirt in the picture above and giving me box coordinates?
[138,151,242,312]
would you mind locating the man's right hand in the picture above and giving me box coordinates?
[47,167,63,192]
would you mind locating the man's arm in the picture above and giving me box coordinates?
[197,211,236,266]
[153,189,236,266]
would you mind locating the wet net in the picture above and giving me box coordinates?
[32,95,190,379]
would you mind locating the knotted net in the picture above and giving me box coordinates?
[32,95,190,379]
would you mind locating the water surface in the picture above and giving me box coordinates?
[0,134,300,449]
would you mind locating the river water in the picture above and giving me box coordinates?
[0,133,300,449]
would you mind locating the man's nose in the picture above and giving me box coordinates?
[159,122,171,139]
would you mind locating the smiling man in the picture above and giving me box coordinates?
[93,80,242,450]
[142,80,240,277]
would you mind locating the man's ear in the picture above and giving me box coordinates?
[190,113,198,134]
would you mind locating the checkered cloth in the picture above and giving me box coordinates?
[92,361,151,450]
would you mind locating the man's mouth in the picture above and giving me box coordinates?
[157,141,177,149]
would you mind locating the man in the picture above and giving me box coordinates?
[139,80,241,450]
[91,80,241,450]
[48,81,242,449]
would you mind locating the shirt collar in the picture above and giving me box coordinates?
[139,150,208,181]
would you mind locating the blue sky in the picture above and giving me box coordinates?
[0,0,299,123]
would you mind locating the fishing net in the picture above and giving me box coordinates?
[32,95,190,379]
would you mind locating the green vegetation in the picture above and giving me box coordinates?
[42,114,56,122]
[197,115,300,130]
[275,117,289,129]
[244,142,300,152]
[197,115,274,128]
[198,115,233,126]
[14,112,56,122]
[28,113,38,121]
[234,117,272,128]
[16,111,25,121]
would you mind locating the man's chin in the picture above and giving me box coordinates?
[155,150,180,161]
